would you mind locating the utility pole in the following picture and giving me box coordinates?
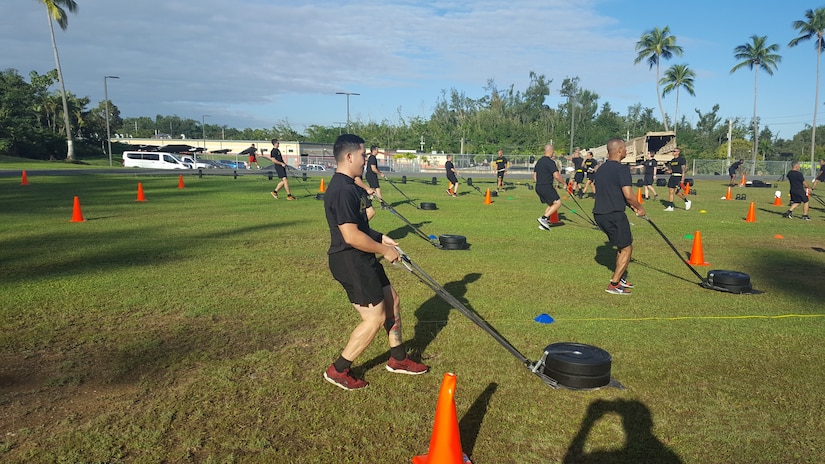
[103,75,119,167]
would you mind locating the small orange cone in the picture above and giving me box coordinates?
[70,196,85,222]
[772,194,782,206]
[567,180,574,195]
[740,173,746,186]
[412,372,470,464]
[637,187,644,204]
[484,188,492,205]
[319,178,326,193]
[177,174,185,189]
[684,182,691,195]
[136,182,147,202]
[725,186,732,200]
[686,230,710,266]
[21,170,29,186]
[745,201,756,223]
[549,210,562,225]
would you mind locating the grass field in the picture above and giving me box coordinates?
[1,168,824,463]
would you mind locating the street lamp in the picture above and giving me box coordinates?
[202,114,210,149]
[104,75,119,167]
[335,92,359,132]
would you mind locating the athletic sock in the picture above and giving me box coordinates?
[609,281,619,287]
[390,345,407,361]
[333,356,353,373]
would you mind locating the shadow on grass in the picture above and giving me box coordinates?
[356,273,482,373]
[743,249,825,304]
[459,382,498,458]
[563,399,683,464]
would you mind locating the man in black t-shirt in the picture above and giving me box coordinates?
[445,154,459,196]
[494,149,508,191]
[729,159,744,186]
[266,139,295,200]
[664,148,691,211]
[782,161,811,220]
[323,134,428,391]
[593,138,645,294]
[566,148,585,198]
[534,143,566,230]
[641,152,659,200]
[364,145,387,202]
[812,159,825,190]
[582,151,598,197]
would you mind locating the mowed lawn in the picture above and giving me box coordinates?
[1,170,824,463]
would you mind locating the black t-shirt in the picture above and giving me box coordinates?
[271,148,284,164]
[572,156,584,172]
[324,173,382,254]
[584,158,597,173]
[593,160,632,214]
[643,159,657,176]
[365,154,379,181]
[667,156,685,176]
[729,160,743,174]
[494,156,508,172]
[788,170,806,191]
[445,160,456,178]
[534,156,559,186]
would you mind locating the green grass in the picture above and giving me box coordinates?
[1,170,824,463]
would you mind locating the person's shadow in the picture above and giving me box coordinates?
[357,273,481,373]
[594,242,616,272]
[563,399,683,464]
[408,273,482,360]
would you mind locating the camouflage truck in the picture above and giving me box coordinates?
[589,131,676,173]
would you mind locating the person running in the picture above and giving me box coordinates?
[642,152,659,200]
[445,154,459,196]
[812,159,825,190]
[240,144,259,170]
[323,134,428,391]
[729,159,745,186]
[582,151,598,197]
[266,139,295,200]
[782,161,811,220]
[566,148,585,198]
[663,148,691,211]
[534,143,566,231]
[593,138,645,294]
[364,145,387,202]
[494,149,509,191]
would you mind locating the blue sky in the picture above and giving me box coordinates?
[2,0,822,145]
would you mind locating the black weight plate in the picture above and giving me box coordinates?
[707,270,750,286]
[420,202,437,210]
[490,190,498,197]
[542,342,612,377]
[315,193,325,200]
[441,242,466,250]
[543,369,612,390]
[439,234,466,244]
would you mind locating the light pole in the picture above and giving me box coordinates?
[202,114,210,150]
[104,75,119,167]
[335,92,359,132]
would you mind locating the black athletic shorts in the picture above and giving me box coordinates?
[644,174,654,186]
[275,166,287,179]
[365,173,380,189]
[790,189,809,204]
[668,175,682,189]
[536,184,560,205]
[574,172,584,183]
[594,211,633,249]
[329,249,390,306]
[447,174,458,184]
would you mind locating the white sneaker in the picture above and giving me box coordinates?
[685,200,692,211]
[537,217,551,229]
[664,206,675,212]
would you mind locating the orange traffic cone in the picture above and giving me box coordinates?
[724,186,732,200]
[70,196,85,223]
[136,182,147,202]
[412,372,470,464]
[684,182,691,195]
[21,170,29,186]
[319,178,326,193]
[484,188,492,205]
[745,201,756,223]
[637,188,644,204]
[567,180,574,195]
[549,210,562,225]
[686,230,710,266]
[740,173,746,186]
[772,193,782,206]
[177,174,185,189]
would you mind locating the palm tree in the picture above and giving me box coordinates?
[660,64,696,133]
[634,26,683,132]
[39,0,78,161]
[730,35,781,174]
[789,8,825,177]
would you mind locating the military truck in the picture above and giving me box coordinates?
[588,131,677,172]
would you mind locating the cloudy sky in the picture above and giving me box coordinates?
[3,0,822,142]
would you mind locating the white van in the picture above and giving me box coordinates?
[122,151,192,169]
